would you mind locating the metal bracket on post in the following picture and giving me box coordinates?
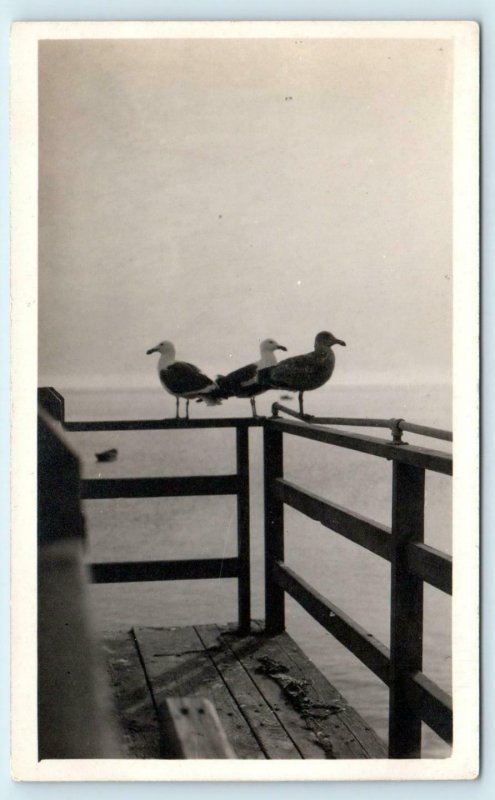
[390,418,406,446]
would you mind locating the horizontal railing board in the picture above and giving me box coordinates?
[406,542,453,595]
[89,557,239,583]
[275,479,392,561]
[265,419,452,475]
[81,475,239,499]
[64,418,263,431]
[272,561,391,685]
[405,672,453,744]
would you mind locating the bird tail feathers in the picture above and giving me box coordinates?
[195,381,225,404]
[199,395,223,406]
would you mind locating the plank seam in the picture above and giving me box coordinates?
[130,627,162,728]
[134,626,264,759]
[212,626,311,758]
[193,625,273,759]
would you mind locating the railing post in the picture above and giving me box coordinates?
[38,387,65,423]
[236,426,251,633]
[264,426,285,634]
[388,461,425,758]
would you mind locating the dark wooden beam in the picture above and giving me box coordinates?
[388,463,425,758]
[64,417,263,431]
[405,672,453,744]
[406,542,452,595]
[38,387,66,422]
[236,426,251,633]
[89,557,239,583]
[264,427,285,634]
[275,479,392,560]
[80,474,239,499]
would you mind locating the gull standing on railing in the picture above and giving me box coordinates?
[257,331,346,416]
[146,340,222,419]
[205,338,288,417]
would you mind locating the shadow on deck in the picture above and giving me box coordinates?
[104,621,386,759]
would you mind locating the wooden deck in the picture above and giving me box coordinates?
[103,621,386,759]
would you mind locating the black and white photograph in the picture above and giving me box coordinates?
[10,20,479,781]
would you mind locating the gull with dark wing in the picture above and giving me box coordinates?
[257,331,346,416]
[212,338,287,417]
[146,340,221,419]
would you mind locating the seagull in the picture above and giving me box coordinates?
[257,331,346,416]
[212,339,288,417]
[146,340,222,419]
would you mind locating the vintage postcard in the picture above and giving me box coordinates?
[10,20,479,781]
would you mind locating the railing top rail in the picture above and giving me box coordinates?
[265,417,452,475]
[39,388,452,445]
[63,417,264,431]
[271,403,452,443]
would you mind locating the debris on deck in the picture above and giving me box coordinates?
[95,448,118,462]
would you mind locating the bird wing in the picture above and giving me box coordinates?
[218,362,257,394]
[258,353,315,388]
[160,362,216,395]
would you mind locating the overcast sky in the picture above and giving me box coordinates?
[39,37,452,389]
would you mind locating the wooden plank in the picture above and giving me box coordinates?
[64,417,264,431]
[157,697,237,758]
[258,622,387,758]
[405,672,453,744]
[406,542,452,595]
[388,463,425,758]
[220,622,383,759]
[102,630,160,758]
[273,562,391,685]
[90,557,239,584]
[275,479,392,561]
[195,624,302,759]
[264,427,285,634]
[265,419,452,475]
[133,626,264,759]
[80,474,239,499]
[236,426,251,632]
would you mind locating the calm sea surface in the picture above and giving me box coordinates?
[63,384,452,757]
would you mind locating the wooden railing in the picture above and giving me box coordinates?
[39,387,453,759]
[38,387,260,634]
[263,411,453,759]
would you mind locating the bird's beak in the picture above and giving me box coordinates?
[146,347,159,355]
[335,339,346,347]
[276,344,288,351]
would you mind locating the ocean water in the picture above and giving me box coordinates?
[62,383,452,758]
